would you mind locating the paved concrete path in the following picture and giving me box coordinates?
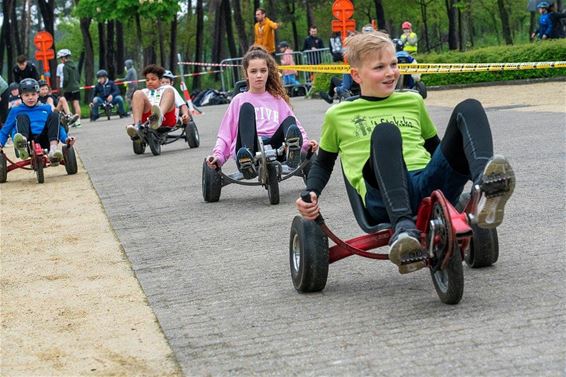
[73,91,565,376]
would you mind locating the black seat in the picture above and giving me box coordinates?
[341,165,391,234]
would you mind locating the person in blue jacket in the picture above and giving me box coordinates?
[89,69,128,121]
[532,2,553,40]
[0,78,75,164]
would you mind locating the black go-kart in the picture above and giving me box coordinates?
[132,115,200,156]
[202,137,313,205]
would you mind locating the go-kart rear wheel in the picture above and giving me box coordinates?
[133,139,146,155]
[289,216,329,293]
[34,156,44,184]
[431,244,464,305]
[147,132,162,156]
[466,225,499,268]
[0,152,7,183]
[202,159,222,202]
[415,81,427,99]
[186,120,200,148]
[62,145,78,175]
[267,163,279,205]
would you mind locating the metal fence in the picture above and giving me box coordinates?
[220,48,333,93]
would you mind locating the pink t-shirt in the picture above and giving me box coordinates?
[212,91,308,165]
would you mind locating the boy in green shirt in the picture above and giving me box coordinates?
[296,32,515,274]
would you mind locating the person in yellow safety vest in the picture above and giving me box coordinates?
[400,21,418,54]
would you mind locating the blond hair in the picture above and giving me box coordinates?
[344,31,395,68]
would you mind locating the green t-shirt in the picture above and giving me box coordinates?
[319,90,437,202]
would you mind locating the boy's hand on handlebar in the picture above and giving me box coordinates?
[296,191,320,220]
[66,136,76,146]
[308,140,319,152]
[206,155,220,169]
[181,113,189,124]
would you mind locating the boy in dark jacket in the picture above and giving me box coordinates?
[59,49,83,128]
[12,55,40,83]
[89,69,128,121]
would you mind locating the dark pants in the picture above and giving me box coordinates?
[0,89,9,127]
[364,99,494,225]
[16,112,61,149]
[235,102,297,166]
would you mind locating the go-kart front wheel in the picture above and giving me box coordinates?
[431,245,464,305]
[147,132,162,156]
[186,120,200,148]
[33,156,44,184]
[0,152,7,183]
[63,145,78,175]
[202,159,222,202]
[415,81,427,99]
[267,163,279,205]
[289,216,329,293]
[133,139,146,155]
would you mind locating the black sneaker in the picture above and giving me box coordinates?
[319,91,333,104]
[475,155,515,229]
[236,147,257,179]
[389,224,427,274]
[285,125,303,169]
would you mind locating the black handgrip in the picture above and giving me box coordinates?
[306,146,314,160]
[301,191,312,203]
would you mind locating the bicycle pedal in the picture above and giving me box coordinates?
[398,260,427,274]
[481,174,512,198]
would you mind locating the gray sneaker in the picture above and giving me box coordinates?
[389,227,427,274]
[48,148,63,165]
[148,105,163,129]
[13,133,29,160]
[475,155,515,229]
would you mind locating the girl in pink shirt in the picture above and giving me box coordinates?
[206,46,317,179]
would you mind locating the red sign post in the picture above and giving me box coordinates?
[34,31,55,86]
[331,0,356,43]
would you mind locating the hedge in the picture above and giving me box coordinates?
[311,39,566,93]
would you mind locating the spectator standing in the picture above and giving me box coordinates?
[400,21,418,53]
[12,55,40,83]
[532,2,553,39]
[278,41,301,86]
[329,32,344,62]
[56,50,67,93]
[123,59,138,106]
[548,3,566,38]
[0,75,9,126]
[58,49,82,128]
[254,8,280,55]
[303,26,325,65]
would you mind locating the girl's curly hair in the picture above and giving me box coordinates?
[243,45,290,104]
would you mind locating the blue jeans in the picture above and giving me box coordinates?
[91,95,126,118]
[283,75,300,86]
[365,148,469,224]
[336,74,352,96]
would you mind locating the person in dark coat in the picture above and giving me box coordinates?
[12,55,40,83]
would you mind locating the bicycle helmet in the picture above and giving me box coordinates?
[163,70,175,80]
[57,49,71,58]
[96,69,109,78]
[38,79,48,87]
[19,78,40,94]
[537,1,549,8]
[392,38,404,52]
[9,82,20,91]
[402,21,412,30]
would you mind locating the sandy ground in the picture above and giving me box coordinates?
[426,81,566,112]
[0,150,181,376]
[0,81,563,376]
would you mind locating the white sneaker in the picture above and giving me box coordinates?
[126,124,139,139]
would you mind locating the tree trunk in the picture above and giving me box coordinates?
[37,0,57,81]
[497,0,513,45]
[373,0,386,30]
[466,0,474,47]
[157,20,165,67]
[304,0,315,30]
[193,0,204,90]
[169,16,178,72]
[211,1,226,64]
[445,0,459,50]
[232,0,249,54]
[223,0,238,59]
[418,0,431,52]
[77,6,94,103]
[1,0,15,80]
[12,1,23,56]
[135,14,144,65]
[106,20,116,78]
[98,22,107,71]
[116,21,125,77]
[23,0,32,57]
